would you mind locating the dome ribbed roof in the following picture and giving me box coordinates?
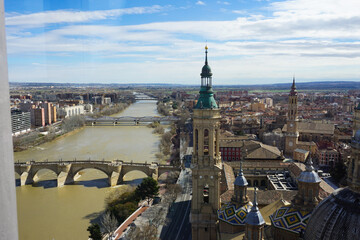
[297,158,321,183]
[304,188,360,240]
[354,130,360,143]
[201,64,212,78]
[234,161,248,186]
[355,102,360,110]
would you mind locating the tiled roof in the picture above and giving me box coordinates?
[218,202,253,226]
[223,162,235,191]
[270,206,312,233]
[220,139,283,160]
[246,143,282,160]
[260,199,290,225]
[283,121,334,135]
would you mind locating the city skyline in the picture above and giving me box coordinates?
[5,0,360,84]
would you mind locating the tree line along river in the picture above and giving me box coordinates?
[15,99,161,240]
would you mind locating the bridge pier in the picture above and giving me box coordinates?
[57,171,74,187]
[57,164,74,187]
[109,170,124,186]
[20,171,34,186]
[149,165,159,181]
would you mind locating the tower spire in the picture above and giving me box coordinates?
[253,187,258,209]
[245,187,265,225]
[290,76,297,95]
[195,46,217,109]
[233,146,249,205]
[205,45,208,65]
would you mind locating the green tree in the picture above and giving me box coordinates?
[87,223,102,240]
[105,190,138,223]
[135,177,159,204]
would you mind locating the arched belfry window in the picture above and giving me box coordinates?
[204,129,209,155]
[195,129,199,153]
[203,184,209,203]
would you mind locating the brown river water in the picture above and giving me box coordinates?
[15,99,161,240]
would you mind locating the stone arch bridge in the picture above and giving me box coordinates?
[14,160,180,187]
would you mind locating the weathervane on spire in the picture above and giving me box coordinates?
[205,43,208,65]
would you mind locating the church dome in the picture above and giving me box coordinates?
[201,64,212,78]
[304,187,360,240]
[353,129,360,143]
[355,102,360,110]
[234,163,248,187]
[234,174,248,186]
[297,159,321,183]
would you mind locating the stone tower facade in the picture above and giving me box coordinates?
[285,77,299,156]
[191,46,222,240]
[349,124,360,193]
[353,103,360,135]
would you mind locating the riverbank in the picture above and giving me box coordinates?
[15,99,162,240]
[13,102,133,152]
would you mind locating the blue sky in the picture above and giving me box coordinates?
[4,0,360,84]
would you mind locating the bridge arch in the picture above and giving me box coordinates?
[158,170,180,182]
[122,170,149,182]
[72,167,111,180]
[32,167,59,179]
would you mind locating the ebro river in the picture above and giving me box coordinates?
[15,99,161,240]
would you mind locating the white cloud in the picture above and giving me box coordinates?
[196,1,206,6]
[217,1,230,5]
[6,0,360,83]
[232,10,247,14]
[5,5,164,26]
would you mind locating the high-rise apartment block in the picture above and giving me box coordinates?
[11,110,31,135]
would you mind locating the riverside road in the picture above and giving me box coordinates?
[160,168,192,240]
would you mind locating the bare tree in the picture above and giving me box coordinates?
[163,184,182,203]
[127,223,158,240]
[100,211,118,239]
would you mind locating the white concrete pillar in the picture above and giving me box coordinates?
[0,0,19,238]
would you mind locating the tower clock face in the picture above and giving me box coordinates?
[290,123,294,128]
[289,141,293,147]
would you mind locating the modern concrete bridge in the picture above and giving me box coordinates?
[14,160,180,187]
[134,97,157,101]
[85,116,179,126]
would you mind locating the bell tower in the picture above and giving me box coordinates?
[349,116,360,193]
[285,77,299,156]
[191,46,222,240]
[353,103,360,135]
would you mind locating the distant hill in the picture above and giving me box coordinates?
[225,81,360,91]
[9,81,360,90]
